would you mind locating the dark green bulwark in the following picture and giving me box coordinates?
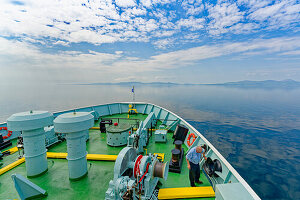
[0,113,213,200]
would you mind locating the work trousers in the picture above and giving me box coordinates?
[189,162,200,186]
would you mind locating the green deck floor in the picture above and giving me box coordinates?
[0,113,214,200]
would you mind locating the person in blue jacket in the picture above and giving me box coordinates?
[186,145,207,187]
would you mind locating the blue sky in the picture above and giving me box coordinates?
[0,0,300,84]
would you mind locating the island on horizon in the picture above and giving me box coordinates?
[77,79,300,89]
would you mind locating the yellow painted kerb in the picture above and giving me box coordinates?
[87,154,117,161]
[0,152,117,176]
[0,157,25,176]
[47,152,67,159]
[89,127,158,131]
[158,186,215,199]
[47,152,117,161]
[3,146,19,154]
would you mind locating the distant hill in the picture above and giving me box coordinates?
[79,80,300,89]
[212,79,300,89]
[83,81,179,86]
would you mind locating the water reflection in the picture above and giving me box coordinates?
[0,83,299,199]
[189,121,300,200]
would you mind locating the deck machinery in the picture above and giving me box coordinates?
[106,112,168,200]
[105,147,168,200]
[127,112,156,154]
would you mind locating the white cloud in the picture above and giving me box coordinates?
[146,36,300,69]
[249,1,287,20]
[237,0,272,11]
[0,0,299,47]
[182,0,204,16]
[115,0,136,8]
[186,5,204,15]
[280,50,300,55]
[115,51,123,55]
[152,38,175,49]
[153,30,176,37]
[1,36,300,84]
[22,37,46,45]
[68,29,118,44]
[144,19,159,31]
[1,1,300,85]
[229,22,260,34]
[53,40,70,46]
[140,0,152,8]
[123,7,147,18]
[0,37,121,70]
[2,36,300,69]
[0,0,163,45]
[207,2,244,35]
[251,1,300,28]
[183,33,200,40]
[177,17,205,30]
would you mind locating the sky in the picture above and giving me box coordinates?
[0,0,300,84]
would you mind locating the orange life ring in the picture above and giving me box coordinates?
[187,133,196,146]
[0,127,12,139]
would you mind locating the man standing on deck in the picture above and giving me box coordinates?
[186,145,207,187]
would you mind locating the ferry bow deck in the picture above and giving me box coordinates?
[0,113,212,200]
[0,102,260,200]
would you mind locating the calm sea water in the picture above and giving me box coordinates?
[1,83,299,200]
